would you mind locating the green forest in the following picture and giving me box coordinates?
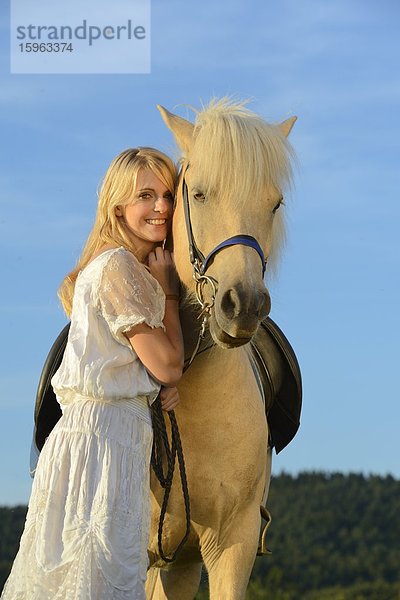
[1,472,399,599]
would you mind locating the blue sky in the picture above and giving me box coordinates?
[1,0,399,505]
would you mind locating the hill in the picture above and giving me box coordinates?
[1,472,399,598]
[248,471,400,599]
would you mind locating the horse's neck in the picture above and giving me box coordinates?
[179,292,214,363]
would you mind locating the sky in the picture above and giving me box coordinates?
[0,0,399,505]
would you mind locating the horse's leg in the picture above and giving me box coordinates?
[203,504,261,600]
[146,563,203,600]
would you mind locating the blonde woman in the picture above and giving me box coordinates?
[2,148,184,599]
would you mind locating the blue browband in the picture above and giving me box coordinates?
[200,235,267,276]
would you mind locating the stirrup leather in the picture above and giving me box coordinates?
[257,505,272,556]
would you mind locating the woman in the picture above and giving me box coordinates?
[1,147,184,599]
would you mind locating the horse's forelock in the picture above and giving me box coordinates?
[189,99,294,203]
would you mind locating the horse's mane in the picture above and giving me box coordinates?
[187,98,295,270]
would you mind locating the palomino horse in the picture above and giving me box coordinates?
[146,99,297,599]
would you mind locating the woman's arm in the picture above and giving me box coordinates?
[125,247,184,386]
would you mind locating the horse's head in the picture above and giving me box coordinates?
[159,99,296,349]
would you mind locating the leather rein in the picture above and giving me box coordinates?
[153,166,269,563]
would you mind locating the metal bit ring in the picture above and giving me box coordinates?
[194,274,217,311]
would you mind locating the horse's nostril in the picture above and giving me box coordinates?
[221,288,240,319]
[261,291,271,317]
[220,287,270,319]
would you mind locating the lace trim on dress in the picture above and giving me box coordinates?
[95,248,165,345]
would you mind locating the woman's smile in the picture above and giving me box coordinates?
[146,218,168,225]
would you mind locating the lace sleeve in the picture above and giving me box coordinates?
[97,250,165,345]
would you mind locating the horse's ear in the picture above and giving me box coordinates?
[278,116,297,138]
[157,105,195,154]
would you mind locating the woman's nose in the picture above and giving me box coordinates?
[154,196,169,213]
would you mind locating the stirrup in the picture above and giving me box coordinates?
[257,506,272,556]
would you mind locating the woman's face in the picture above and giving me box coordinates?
[117,168,174,247]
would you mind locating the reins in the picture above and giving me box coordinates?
[150,397,191,563]
[150,165,269,563]
[149,331,215,563]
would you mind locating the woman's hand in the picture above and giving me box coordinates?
[148,247,180,296]
[160,386,180,412]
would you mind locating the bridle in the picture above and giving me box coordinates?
[154,166,269,563]
[181,164,267,367]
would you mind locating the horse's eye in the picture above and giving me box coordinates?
[272,199,284,214]
[193,191,206,203]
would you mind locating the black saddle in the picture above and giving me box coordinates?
[250,318,302,454]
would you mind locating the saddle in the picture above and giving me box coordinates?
[250,317,302,454]
[249,318,302,555]
[33,318,302,457]
[34,324,69,453]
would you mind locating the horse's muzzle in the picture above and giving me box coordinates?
[212,284,271,347]
[220,286,270,321]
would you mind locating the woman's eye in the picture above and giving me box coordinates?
[139,193,153,200]
[193,191,206,202]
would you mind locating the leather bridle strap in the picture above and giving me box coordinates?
[201,235,266,276]
[181,167,205,268]
[181,166,267,276]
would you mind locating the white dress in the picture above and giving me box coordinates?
[1,247,166,600]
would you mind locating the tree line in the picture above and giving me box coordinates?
[1,472,399,598]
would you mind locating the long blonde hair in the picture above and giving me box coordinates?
[58,147,177,316]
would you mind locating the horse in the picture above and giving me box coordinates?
[32,98,299,599]
[145,98,298,600]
